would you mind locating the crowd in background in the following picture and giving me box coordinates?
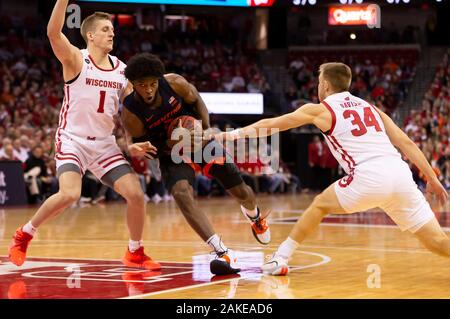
[285,50,417,115]
[403,48,450,190]
[0,14,280,205]
[0,13,448,205]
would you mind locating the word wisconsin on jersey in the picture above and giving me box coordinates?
[85,78,124,89]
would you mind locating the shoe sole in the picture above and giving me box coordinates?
[272,266,289,276]
[210,259,241,276]
[262,261,289,276]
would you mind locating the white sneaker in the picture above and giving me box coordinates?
[163,194,173,202]
[151,194,162,204]
[261,254,289,276]
[241,208,271,245]
[144,194,151,203]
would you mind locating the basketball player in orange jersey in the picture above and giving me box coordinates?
[121,53,271,275]
[8,0,160,270]
[219,62,449,275]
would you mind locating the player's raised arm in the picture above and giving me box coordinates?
[47,0,82,79]
[375,106,448,204]
[167,74,211,130]
[221,103,331,139]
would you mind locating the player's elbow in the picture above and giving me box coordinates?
[393,133,416,150]
[46,26,61,40]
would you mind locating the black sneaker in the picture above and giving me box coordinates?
[210,250,241,276]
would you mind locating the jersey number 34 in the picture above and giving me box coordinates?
[343,107,382,137]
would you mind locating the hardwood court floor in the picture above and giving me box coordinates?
[0,193,449,299]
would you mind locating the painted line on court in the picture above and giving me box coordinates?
[120,250,331,299]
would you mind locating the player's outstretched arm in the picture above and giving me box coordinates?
[376,107,448,204]
[219,103,330,139]
[47,0,82,78]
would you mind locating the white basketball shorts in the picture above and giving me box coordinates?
[334,159,435,233]
[55,130,130,180]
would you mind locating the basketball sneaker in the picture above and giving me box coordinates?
[210,249,241,276]
[122,247,161,270]
[241,208,271,245]
[9,227,33,266]
[261,253,289,276]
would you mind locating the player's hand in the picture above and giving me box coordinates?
[213,130,240,142]
[128,142,157,159]
[426,178,448,207]
[213,132,226,143]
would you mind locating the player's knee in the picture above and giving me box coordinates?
[123,188,145,205]
[172,182,193,203]
[232,184,253,202]
[311,194,330,216]
[58,190,80,205]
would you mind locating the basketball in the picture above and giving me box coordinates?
[166,115,201,139]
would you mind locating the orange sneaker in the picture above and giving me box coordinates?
[9,227,33,266]
[242,208,271,245]
[122,247,161,270]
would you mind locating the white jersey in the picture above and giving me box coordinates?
[56,49,127,141]
[322,92,402,182]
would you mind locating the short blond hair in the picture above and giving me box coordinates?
[80,12,112,44]
[319,62,352,92]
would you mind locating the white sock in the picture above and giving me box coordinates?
[277,237,299,260]
[22,221,37,236]
[241,205,258,219]
[128,239,143,253]
[206,234,228,254]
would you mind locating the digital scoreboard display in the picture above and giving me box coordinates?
[328,5,379,26]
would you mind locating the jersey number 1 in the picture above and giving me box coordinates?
[97,90,106,113]
[343,107,382,137]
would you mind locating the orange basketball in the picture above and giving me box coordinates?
[167,115,201,139]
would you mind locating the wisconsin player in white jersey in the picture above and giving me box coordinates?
[219,62,449,275]
[8,0,160,270]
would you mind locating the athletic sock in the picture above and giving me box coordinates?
[206,234,228,254]
[22,221,37,236]
[277,237,299,260]
[128,239,143,253]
